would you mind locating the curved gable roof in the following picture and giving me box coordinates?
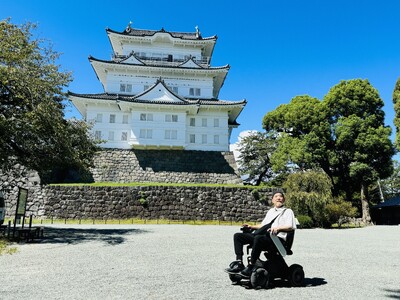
[134,79,188,103]
[178,56,203,69]
[119,52,145,65]
[106,27,217,41]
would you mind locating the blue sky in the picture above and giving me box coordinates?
[2,0,400,147]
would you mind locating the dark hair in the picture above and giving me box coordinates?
[272,191,285,199]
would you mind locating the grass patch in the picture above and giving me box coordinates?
[49,181,264,189]
[0,238,17,255]
[331,223,364,229]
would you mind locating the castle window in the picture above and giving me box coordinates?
[122,114,129,124]
[214,118,219,127]
[202,118,207,127]
[165,130,177,140]
[202,134,207,144]
[121,132,128,141]
[214,135,219,144]
[95,131,102,140]
[120,83,132,93]
[190,118,195,127]
[140,113,153,121]
[189,88,201,97]
[109,114,116,123]
[189,134,196,143]
[167,85,179,94]
[108,131,114,141]
[96,113,103,123]
[140,129,153,139]
[165,114,178,122]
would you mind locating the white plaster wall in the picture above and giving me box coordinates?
[185,111,229,151]
[106,73,214,98]
[86,104,230,151]
[122,43,202,62]
[130,110,186,148]
[86,104,132,149]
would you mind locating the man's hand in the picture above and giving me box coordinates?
[269,227,279,235]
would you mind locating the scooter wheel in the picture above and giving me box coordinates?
[229,273,242,284]
[250,267,269,290]
[288,264,304,287]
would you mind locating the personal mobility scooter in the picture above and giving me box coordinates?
[227,228,305,289]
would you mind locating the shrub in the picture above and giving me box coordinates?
[326,198,358,227]
[296,215,314,228]
[284,170,333,227]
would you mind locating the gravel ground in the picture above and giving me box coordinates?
[1,224,399,300]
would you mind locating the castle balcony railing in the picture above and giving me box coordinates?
[112,53,210,66]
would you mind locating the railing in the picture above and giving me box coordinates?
[112,53,210,65]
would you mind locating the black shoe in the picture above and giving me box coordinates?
[225,260,244,273]
[240,264,255,278]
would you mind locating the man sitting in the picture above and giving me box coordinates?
[226,191,297,277]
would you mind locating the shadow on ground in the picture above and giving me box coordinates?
[36,227,149,246]
[236,277,327,290]
[383,289,400,299]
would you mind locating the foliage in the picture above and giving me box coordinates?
[263,79,395,222]
[0,19,99,182]
[0,238,17,255]
[251,189,269,204]
[52,182,257,188]
[236,131,279,186]
[138,191,148,208]
[283,170,333,227]
[296,215,313,228]
[379,160,400,199]
[325,198,358,227]
[393,77,400,150]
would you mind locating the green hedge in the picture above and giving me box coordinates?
[296,215,314,228]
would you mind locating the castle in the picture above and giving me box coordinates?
[69,22,246,151]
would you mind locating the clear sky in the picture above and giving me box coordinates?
[2,0,400,147]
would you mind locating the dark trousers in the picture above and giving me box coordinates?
[233,232,278,265]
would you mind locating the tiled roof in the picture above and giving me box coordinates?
[106,27,217,41]
[90,56,229,70]
[373,197,400,208]
[68,91,246,106]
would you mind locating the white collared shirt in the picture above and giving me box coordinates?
[260,206,297,240]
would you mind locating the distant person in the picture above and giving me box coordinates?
[225,191,297,277]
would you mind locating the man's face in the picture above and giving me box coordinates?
[272,193,285,207]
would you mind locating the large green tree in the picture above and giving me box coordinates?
[263,79,395,222]
[0,19,99,182]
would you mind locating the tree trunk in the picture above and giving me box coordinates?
[255,168,268,186]
[360,182,371,224]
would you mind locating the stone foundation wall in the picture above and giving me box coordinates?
[0,164,43,219]
[0,150,253,221]
[91,149,242,184]
[42,186,272,222]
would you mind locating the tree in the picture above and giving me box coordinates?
[236,131,279,186]
[393,77,400,150]
[263,79,395,223]
[323,80,394,222]
[0,19,99,182]
[379,160,400,199]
